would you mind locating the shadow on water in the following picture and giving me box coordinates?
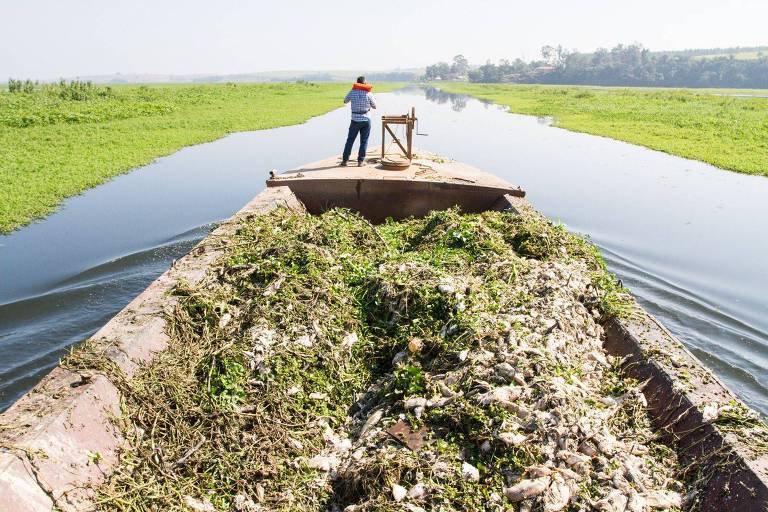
[1,86,767,417]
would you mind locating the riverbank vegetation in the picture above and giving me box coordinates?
[0,81,398,233]
[67,205,695,511]
[436,83,768,176]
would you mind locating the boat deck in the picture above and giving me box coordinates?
[267,150,525,223]
[270,150,523,191]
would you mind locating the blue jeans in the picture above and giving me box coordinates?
[342,120,371,163]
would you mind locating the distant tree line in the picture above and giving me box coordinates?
[423,44,768,88]
[366,70,420,82]
[424,55,470,81]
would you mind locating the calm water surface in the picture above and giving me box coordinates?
[1,87,766,415]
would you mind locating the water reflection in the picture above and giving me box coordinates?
[423,86,470,112]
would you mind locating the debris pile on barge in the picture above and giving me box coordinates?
[76,206,687,511]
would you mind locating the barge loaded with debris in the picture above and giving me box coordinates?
[1,151,767,512]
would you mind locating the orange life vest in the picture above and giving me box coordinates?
[352,83,373,92]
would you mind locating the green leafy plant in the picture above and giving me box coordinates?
[206,357,247,404]
[393,364,426,396]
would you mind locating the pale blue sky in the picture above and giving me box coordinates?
[2,0,766,78]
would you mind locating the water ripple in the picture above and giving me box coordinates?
[0,223,211,410]
[598,244,768,414]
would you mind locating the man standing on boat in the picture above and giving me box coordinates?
[341,76,376,167]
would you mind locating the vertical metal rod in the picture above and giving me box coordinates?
[407,107,415,160]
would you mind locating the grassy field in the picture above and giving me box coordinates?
[438,83,768,176]
[0,81,398,233]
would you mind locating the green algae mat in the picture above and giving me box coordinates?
[65,205,705,511]
[0,82,399,233]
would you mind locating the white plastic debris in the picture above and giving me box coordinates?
[477,385,523,408]
[307,454,339,472]
[498,432,527,447]
[183,495,215,512]
[543,475,571,511]
[461,461,480,482]
[295,334,313,347]
[626,491,647,512]
[645,490,682,509]
[233,493,259,512]
[218,313,232,329]
[392,483,408,502]
[359,409,383,438]
[408,483,426,499]
[342,332,359,349]
[504,477,551,502]
[437,283,455,294]
[701,402,720,423]
[594,489,629,511]
[404,397,428,410]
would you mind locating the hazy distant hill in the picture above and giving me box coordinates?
[655,46,768,60]
[74,68,422,84]
[567,46,768,62]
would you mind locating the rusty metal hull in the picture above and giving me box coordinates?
[1,153,765,511]
[268,178,523,223]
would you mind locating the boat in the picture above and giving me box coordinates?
[0,150,765,511]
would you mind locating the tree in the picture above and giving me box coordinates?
[424,62,452,80]
[541,45,571,69]
[451,55,469,77]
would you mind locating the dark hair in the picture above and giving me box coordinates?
[356,76,365,84]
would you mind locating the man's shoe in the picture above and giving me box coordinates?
[340,160,348,167]
[357,160,364,167]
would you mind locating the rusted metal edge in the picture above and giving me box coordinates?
[603,316,768,512]
[0,186,303,512]
[266,176,526,197]
[267,178,526,225]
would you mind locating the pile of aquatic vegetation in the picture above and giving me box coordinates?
[73,206,690,511]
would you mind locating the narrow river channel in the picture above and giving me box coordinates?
[1,87,767,417]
